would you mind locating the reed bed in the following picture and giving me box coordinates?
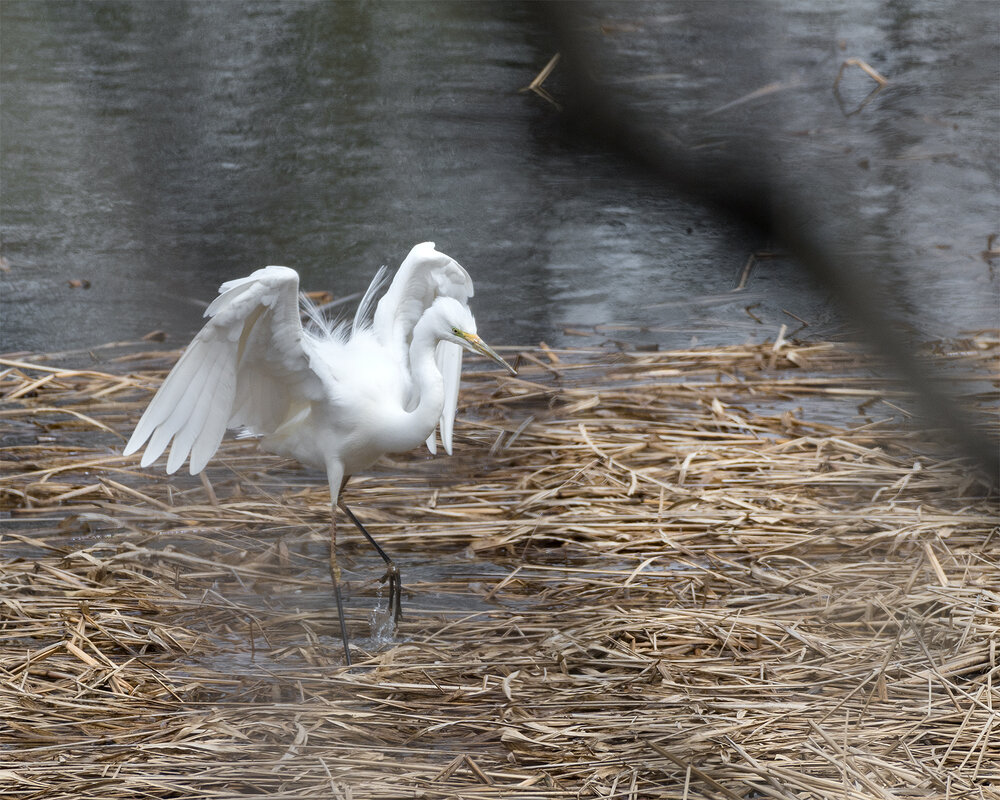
[1,332,997,799]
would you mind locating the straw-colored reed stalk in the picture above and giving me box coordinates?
[1,332,997,799]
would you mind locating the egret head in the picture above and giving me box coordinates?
[432,297,516,375]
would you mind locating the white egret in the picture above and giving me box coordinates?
[124,242,515,665]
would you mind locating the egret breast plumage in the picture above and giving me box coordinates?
[124,242,514,665]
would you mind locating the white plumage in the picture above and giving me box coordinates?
[374,241,474,454]
[124,242,514,664]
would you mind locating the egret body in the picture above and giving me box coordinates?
[124,243,514,664]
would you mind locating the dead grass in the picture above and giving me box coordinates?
[1,332,998,799]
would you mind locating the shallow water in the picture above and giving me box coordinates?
[2,1,996,356]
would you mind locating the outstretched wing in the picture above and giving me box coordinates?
[371,242,474,455]
[124,266,327,475]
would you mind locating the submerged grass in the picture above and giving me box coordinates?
[1,332,998,799]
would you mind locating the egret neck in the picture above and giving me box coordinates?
[378,309,448,455]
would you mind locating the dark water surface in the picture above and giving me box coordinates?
[2,1,997,355]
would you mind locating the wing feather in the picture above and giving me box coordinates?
[188,353,237,474]
[437,341,463,455]
[124,266,327,475]
[138,342,223,469]
[373,242,473,355]
[127,342,205,448]
[165,342,232,474]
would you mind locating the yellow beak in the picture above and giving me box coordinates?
[459,332,517,375]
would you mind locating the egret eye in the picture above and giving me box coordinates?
[451,326,461,335]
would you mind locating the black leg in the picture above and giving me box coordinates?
[338,502,403,623]
[327,517,352,666]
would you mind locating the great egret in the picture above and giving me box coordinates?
[124,242,515,665]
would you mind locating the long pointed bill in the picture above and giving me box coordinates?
[461,333,517,375]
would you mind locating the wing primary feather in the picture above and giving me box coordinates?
[125,340,211,457]
[122,344,207,456]
[189,353,237,474]
[140,338,225,469]
[165,343,232,474]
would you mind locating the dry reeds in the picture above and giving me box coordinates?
[1,333,997,799]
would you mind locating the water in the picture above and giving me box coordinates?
[2,1,997,356]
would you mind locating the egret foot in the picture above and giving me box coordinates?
[379,561,403,624]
